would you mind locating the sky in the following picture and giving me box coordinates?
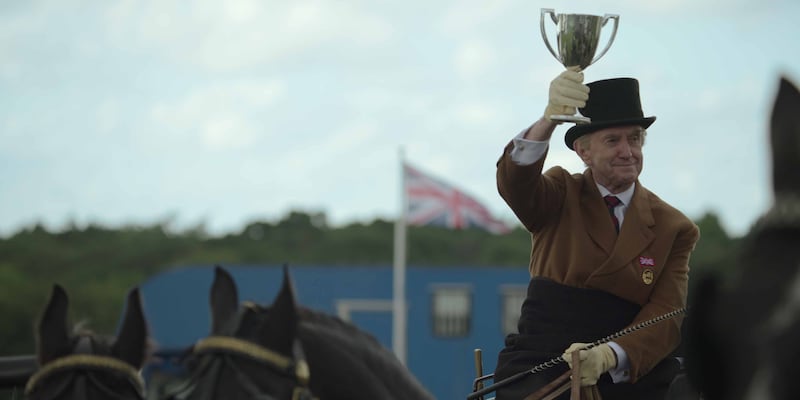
[2,0,799,239]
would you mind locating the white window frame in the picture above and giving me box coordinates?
[430,284,472,338]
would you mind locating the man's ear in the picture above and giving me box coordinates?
[574,138,591,164]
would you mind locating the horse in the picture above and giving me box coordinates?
[684,76,800,400]
[164,265,435,400]
[25,284,149,400]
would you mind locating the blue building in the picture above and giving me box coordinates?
[139,264,530,400]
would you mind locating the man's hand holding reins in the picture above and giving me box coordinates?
[562,343,617,386]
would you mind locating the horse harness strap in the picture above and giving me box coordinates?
[24,354,145,398]
[195,336,310,386]
[192,336,317,400]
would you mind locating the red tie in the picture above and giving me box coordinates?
[604,195,621,233]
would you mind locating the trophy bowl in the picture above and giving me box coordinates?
[540,8,619,123]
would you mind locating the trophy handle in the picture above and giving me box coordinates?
[539,8,561,63]
[590,14,619,65]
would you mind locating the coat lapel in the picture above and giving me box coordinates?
[592,183,656,278]
[581,169,617,255]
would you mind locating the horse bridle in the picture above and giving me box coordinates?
[168,335,317,400]
[24,354,146,399]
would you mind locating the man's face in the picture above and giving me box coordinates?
[576,125,644,192]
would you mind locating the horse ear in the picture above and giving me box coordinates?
[262,265,299,353]
[210,265,240,335]
[112,288,149,369]
[770,76,800,196]
[36,285,72,365]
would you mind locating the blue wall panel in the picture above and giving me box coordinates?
[139,264,529,400]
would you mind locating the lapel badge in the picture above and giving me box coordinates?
[639,256,655,268]
[642,268,654,285]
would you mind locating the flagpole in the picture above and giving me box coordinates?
[392,147,407,365]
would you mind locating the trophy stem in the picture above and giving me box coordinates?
[550,114,591,124]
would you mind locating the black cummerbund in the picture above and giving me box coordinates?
[494,278,680,400]
[513,277,642,354]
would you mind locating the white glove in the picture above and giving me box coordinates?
[544,67,590,123]
[562,343,617,386]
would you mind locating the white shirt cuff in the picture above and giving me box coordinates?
[607,341,631,383]
[510,129,548,165]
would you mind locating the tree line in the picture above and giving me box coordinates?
[0,210,740,357]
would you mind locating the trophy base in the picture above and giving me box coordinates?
[550,115,591,124]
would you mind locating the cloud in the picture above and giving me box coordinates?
[297,119,382,170]
[671,169,698,194]
[536,0,789,17]
[439,0,512,34]
[103,0,395,71]
[1,0,798,239]
[453,100,501,125]
[95,100,121,136]
[453,39,497,81]
[147,78,286,151]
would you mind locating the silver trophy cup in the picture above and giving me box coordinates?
[540,8,619,123]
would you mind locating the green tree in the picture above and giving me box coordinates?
[691,211,741,277]
[0,208,740,367]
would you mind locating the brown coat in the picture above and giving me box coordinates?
[497,143,700,382]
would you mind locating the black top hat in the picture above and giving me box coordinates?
[564,78,656,150]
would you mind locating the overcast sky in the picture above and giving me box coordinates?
[2,0,799,239]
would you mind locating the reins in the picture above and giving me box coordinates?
[24,354,145,399]
[468,307,688,400]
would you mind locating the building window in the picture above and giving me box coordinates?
[501,285,527,335]
[431,285,472,338]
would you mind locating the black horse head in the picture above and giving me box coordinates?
[685,76,800,400]
[26,285,149,400]
[171,265,435,400]
[169,265,315,400]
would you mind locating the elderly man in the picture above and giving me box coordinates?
[493,69,700,400]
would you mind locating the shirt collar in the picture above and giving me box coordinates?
[597,182,635,206]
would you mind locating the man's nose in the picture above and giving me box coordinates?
[618,141,633,158]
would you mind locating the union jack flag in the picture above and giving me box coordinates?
[404,163,511,234]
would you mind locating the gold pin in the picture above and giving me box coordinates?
[642,269,654,285]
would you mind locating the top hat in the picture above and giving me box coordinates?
[564,78,656,150]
